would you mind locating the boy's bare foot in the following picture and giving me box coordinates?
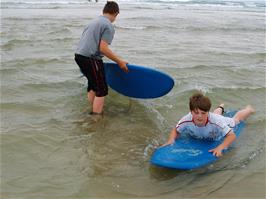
[246,105,255,114]
[213,103,225,115]
[90,112,103,122]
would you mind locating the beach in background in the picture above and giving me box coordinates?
[1,0,266,198]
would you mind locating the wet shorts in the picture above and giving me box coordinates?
[224,116,237,128]
[75,54,108,97]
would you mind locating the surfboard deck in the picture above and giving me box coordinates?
[104,62,174,99]
[150,111,245,170]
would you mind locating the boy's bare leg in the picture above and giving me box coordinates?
[87,91,95,105]
[233,105,255,123]
[90,97,104,122]
[213,103,224,115]
[92,96,104,114]
[87,91,104,115]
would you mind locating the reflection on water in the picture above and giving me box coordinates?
[149,165,186,181]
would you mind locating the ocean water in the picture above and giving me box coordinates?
[1,0,266,198]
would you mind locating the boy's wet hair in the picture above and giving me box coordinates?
[189,92,211,112]
[103,1,119,15]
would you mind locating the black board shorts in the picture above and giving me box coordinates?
[75,54,108,97]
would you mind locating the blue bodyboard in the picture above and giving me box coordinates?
[104,62,174,99]
[150,111,245,170]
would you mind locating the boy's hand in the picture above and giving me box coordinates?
[209,131,236,157]
[161,139,175,147]
[118,60,129,73]
[209,146,223,157]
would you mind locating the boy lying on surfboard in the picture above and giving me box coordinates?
[163,91,255,157]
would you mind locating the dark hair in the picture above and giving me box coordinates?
[103,1,119,15]
[189,92,211,112]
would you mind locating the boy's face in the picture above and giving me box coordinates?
[110,12,119,23]
[191,109,209,126]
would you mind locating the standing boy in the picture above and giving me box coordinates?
[163,92,255,157]
[75,1,128,115]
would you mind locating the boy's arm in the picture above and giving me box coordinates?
[162,128,180,146]
[99,40,128,72]
[209,130,236,157]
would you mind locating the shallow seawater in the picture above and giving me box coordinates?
[1,1,265,198]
